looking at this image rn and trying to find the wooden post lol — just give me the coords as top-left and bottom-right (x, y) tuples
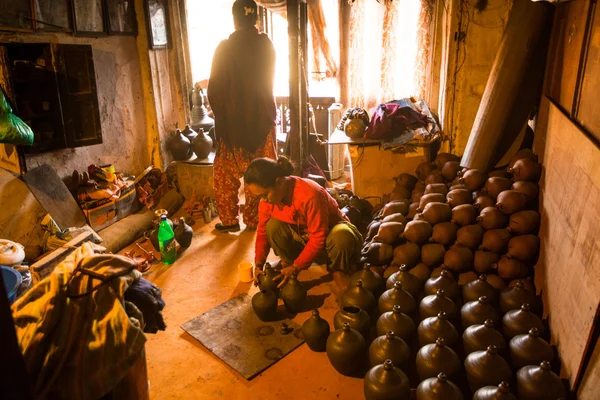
(461, 0), (553, 171)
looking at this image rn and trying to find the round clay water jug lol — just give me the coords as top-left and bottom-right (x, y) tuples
(181, 124), (198, 141)
(461, 296), (500, 329)
(499, 280), (537, 314)
(369, 331), (411, 369)
(168, 129), (193, 160)
(364, 360), (410, 400)
(424, 270), (460, 302)
(462, 274), (498, 304)
(416, 373), (464, 400)
(174, 217), (193, 248)
(416, 337), (461, 381)
(326, 323), (366, 376)
(342, 279), (377, 315)
(350, 264), (385, 297)
(386, 264), (423, 297)
(251, 289), (278, 322)
(375, 305), (415, 342)
(301, 309), (330, 352)
(379, 281), (416, 315)
(473, 382), (517, 400)
(280, 275), (307, 313)
(502, 303), (544, 339)
(464, 345), (512, 393)
(257, 263), (280, 294)
(334, 306), (371, 338)
(509, 328), (554, 369)
(516, 361), (566, 400)
(418, 311), (459, 348)
(420, 289), (457, 321)
(463, 319), (507, 357)
(191, 128), (214, 160)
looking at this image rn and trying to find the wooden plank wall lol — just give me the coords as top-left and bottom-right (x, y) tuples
(533, 98), (600, 391)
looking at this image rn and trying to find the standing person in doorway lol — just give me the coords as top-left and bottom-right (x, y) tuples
(208, 0), (277, 232)
(245, 157), (364, 291)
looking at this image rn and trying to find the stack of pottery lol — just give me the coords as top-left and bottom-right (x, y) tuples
(167, 128), (192, 160)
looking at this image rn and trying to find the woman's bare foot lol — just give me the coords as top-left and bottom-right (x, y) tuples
(332, 271), (350, 292)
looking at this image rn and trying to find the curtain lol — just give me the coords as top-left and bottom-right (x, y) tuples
(308, 0), (337, 79)
(347, 0), (425, 110)
(414, 0), (436, 101)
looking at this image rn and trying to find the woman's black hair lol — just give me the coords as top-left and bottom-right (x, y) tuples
(244, 156), (294, 188)
(232, 0), (258, 28)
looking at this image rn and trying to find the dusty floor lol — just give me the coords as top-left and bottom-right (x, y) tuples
(136, 216), (365, 399)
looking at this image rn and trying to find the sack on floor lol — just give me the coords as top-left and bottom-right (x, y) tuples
(0, 86), (34, 146)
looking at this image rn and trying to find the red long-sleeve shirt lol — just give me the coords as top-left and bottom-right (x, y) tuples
(255, 177), (348, 269)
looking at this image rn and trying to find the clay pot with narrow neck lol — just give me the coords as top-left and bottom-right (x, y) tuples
(301, 309), (330, 352)
(341, 279), (377, 315)
(376, 305), (415, 343)
(509, 328), (554, 369)
(473, 382), (517, 400)
(417, 311), (459, 348)
(280, 275), (307, 313)
(424, 270), (461, 303)
(181, 124), (198, 141)
(499, 280), (537, 314)
(416, 337), (461, 381)
(168, 129), (193, 160)
(416, 373), (464, 400)
(191, 128), (214, 160)
(516, 361), (566, 400)
(419, 289), (458, 321)
(465, 345), (512, 393)
(462, 274), (498, 304)
(461, 296), (500, 329)
(257, 263), (280, 294)
(463, 319), (507, 357)
(369, 331), (411, 370)
(378, 281), (416, 315)
(502, 303), (544, 340)
(334, 306), (371, 338)
(326, 323), (367, 376)
(174, 217), (193, 249)
(251, 290), (278, 322)
(349, 264), (385, 297)
(386, 264), (423, 298)
(364, 359), (411, 400)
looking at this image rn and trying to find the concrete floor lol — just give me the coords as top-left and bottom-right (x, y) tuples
(137, 217), (365, 399)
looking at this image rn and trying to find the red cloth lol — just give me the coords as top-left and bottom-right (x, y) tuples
(366, 103), (429, 140)
(255, 177), (348, 269)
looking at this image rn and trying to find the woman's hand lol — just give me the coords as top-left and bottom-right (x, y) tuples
(274, 266), (299, 288)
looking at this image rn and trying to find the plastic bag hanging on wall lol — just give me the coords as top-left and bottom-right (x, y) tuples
(0, 87), (34, 146)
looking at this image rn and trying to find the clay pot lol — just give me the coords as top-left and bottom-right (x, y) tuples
(280, 275), (307, 313)
(181, 124), (198, 141)
(465, 345), (512, 393)
(326, 323), (367, 376)
(395, 173), (419, 190)
(410, 263), (433, 284)
(366, 221), (382, 243)
(382, 201), (410, 217)
(507, 210), (541, 235)
(446, 188), (473, 208)
(459, 169), (487, 191)
(369, 331), (411, 369)
(417, 311), (459, 348)
(364, 359), (411, 400)
(509, 328), (554, 369)
(385, 264), (423, 297)
(257, 263), (280, 294)
(474, 251), (501, 275)
(487, 275), (509, 291)
(392, 242), (421, 267)
(174, 217), (193, 249)
(473, 382), (517, 400)
(379, 281), (416, 315)
(149, 229), (160, 251)
(376, 305), (415, 342)
(420, 289), (457, 321)
(516, 361), (566, 400)
(168, 129), (193, 160)
(362, 242), (394, 265)
(461, 296), (500, 329)
(251, 290), (278, 322)
(334, 306), (371, 338)
(350, 265), (385, 297)
(456, 224), (485, 249)
(462, 275), (498, 304)
(416, 373), (464, 400)
(416, 337), (461, 381)
(499, 281), (538, 314)
(463, 319), (507, 356)
(502, 303), (544, 339)
(434, 152), (461, 169)
(424, 270), (460, 302)
(430, 221), (459, 245)
(301, 309), (330, 352)
(374, 221), (405, 245)
(342, 279), (377, 315)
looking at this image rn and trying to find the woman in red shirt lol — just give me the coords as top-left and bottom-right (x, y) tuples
(244, 157), (363, 290)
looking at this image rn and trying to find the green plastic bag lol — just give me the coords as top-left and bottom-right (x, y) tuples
(0, 87), (34, 146)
